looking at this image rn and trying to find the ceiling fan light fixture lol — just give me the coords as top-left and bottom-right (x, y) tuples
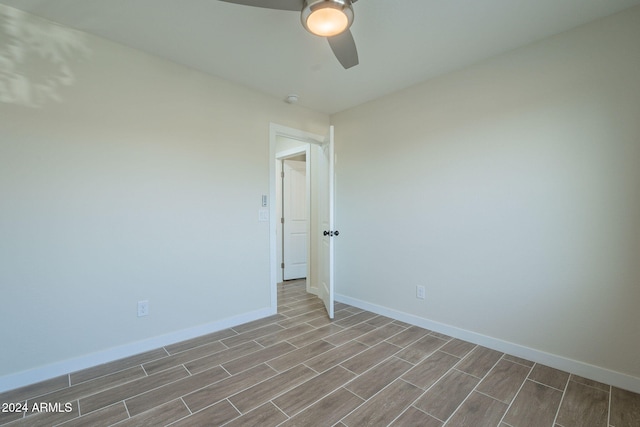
(301, 0), (354, 38)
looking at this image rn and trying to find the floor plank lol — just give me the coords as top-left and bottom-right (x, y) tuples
(476, 359), (531, 404)
(342, 379), (423, 426)
(273, 365), (356, 416)
(228, 364), (315, 414)
(555, 379), (609, 427)
(413, 369), (480, 421)
(502, 380), (562, 427)
(443, 391), (507, 426)
(610, 386), (640, 427)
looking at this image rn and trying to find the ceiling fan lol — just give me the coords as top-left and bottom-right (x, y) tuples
(219, 0), (360, 69)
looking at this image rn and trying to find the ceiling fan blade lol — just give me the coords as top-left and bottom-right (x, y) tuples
(218, 0), (303, 11)
(327, 29), (359, 69)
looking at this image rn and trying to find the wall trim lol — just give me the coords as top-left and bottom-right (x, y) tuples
(336, 293), (640, 394)
(0, 307), (275, 393)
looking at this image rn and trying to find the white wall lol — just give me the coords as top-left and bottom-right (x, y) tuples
(0, 5), (329, 388)
(332, 6), (640, 389)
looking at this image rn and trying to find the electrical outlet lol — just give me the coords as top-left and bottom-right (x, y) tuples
(137, 300), (149, 317)
(416, 286), (425, 300)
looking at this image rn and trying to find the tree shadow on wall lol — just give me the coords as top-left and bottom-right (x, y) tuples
(0, 4), (91, 108)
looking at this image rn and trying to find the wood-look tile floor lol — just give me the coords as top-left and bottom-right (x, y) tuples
(1, 280), (639, 427)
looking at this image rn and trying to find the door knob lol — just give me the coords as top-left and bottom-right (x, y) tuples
(323, 231), (330, 236)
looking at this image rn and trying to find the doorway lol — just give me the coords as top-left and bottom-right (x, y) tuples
(269, 124), (335, 319)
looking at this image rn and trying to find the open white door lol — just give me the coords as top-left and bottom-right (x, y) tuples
(318, 126), (335, 318)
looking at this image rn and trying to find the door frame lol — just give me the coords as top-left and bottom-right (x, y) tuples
(269, 123), (325, 312)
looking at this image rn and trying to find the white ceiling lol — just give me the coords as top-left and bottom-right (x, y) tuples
(2, 0), (639, 114)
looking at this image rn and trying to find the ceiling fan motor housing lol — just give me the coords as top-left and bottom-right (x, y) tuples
(301, 0), (354, 37)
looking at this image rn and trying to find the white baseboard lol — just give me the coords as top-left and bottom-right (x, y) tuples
(336, 293), (640, 394)
(0, 307), (276, 393)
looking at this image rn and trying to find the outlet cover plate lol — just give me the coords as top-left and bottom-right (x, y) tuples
(137, 300), (149, 317)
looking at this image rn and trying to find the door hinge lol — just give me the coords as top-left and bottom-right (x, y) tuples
(281, 262), (285, 269)
(281, 171), (285, 178)
(281, 217), (284, 224)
